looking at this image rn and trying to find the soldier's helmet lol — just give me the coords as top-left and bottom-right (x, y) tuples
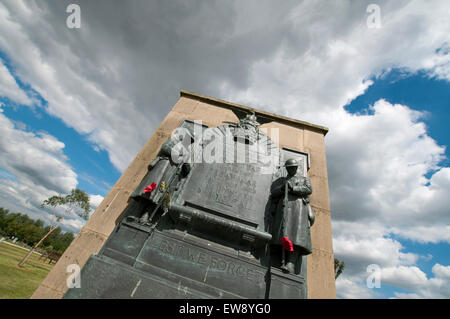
(285, 158), (299, 167)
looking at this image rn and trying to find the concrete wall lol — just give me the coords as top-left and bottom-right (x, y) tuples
(32, 91), (335, 299)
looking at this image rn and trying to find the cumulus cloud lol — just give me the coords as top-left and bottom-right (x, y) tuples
(333, 222), (419, 272)
(89, 194), (104, 209)
(325, 100), (449, 297)
(389, 264), (450, 298)
(220, 0), (450, 121)
(210, 1), (450, 298)
(88, 194), (104, 217)
(338, 263), (450, 299)
(382, 266), (428, 291)
(0, 0), (448, 169)
(325, 100), (447, 225)
(59, 218), (85, 232)
(0, 108), (79, 231)
(390, 225), (450, 244)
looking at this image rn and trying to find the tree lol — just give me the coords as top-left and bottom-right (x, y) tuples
(335, 258), (345, 279)
(18, 188), (91, 267)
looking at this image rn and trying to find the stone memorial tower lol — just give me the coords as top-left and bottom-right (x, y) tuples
(32, 91), (335, 299)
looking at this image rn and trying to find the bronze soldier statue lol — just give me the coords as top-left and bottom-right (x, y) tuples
(270, 158), (315, 274)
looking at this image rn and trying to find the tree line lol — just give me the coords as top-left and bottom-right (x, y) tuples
(0, 207), (74, 254)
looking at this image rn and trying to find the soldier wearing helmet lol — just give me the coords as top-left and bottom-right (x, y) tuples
(270, 158), (315, 274)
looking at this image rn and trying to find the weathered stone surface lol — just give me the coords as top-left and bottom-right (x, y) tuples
(188, 101), (239, 127)
(156, 111), (191, 136)
(306, 149), (329, 179)
(83, 189), (133, 236)
(309, 175), (331, 212)
(135, 130), (171, 162)
(31, 285), (65, 299)
(304, 129), (326, 153)
(171, 96), (200, 115)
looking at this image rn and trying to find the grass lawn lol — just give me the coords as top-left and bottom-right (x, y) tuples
(0, 242), (53, 299)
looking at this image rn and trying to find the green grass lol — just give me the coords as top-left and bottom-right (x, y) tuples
(0, 242), (53, 299)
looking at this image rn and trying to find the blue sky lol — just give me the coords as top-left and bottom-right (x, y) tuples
(0, 0), (448, 299)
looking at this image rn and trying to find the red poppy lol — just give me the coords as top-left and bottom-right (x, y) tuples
(281, 236), (294, 252)
(143, 182), (157, 193)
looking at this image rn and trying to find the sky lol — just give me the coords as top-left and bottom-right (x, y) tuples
(0, 0), (449, 299)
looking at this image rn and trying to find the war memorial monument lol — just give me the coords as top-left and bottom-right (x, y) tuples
(32, 91), (336, 299)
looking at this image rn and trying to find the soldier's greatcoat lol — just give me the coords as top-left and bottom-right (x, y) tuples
(270, 175), (313, 255)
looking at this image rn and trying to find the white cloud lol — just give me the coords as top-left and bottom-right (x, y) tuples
(390, 225), (450, 244)
(392, 292), (421, 299)
(0, 0), (448, 172)
(220, 0), (450, 122)
(432, 264), (450, 279)
(334, 228), (418, 269)
(327, 100), (450, 297)
(389, 264), (450, 298)
(325, 100), (447, 224)
(337, 262), (450, 299)
(213, 5), (450, 297)
(59, 218), (84, 232)
(0, 1), (163, 171)
(382, 266), (428, 291)
(0, 110), (77, 194)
